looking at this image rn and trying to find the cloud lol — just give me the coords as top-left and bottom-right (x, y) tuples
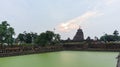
(57, 0), (119, 33)
(104, 0), (115, 6)
(58, 22), (79, 32)
(57, 10), (103, 32)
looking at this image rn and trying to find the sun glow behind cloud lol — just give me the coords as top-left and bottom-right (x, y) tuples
(57, 0), (118, 33)
(57, 10), (103, 32)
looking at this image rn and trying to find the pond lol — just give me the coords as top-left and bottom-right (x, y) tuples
(0, 51), (118, 67)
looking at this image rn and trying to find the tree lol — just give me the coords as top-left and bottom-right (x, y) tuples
(17, 32), (38, 45)
(100, 30), (120, 42)
(0, 21), (9, 45)
(113, 30), (119, 41)
(100, 34), (114, 42)
(113, 30), (119, 36)
(6, 27), (15, 45)
(30, 32), (38, 44)
(35, 31), (61, 46)
(0, 21), (15, 46)
(53, 34), (61, 44)
(35, 32), (47, 46)
(17, 33), (25, 44)
(25, 33), (32, 43)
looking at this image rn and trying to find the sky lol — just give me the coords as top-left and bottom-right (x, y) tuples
(0, 0), (120, 40)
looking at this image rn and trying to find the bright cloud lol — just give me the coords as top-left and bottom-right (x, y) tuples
(57, 0), (119, 33)
(58, 22), (79, 32)
(57, 10), (103, 32)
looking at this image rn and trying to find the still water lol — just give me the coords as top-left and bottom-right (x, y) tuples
(0, 51), (118, 67)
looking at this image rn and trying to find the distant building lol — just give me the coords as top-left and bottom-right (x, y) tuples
(73, 28), (84, 41)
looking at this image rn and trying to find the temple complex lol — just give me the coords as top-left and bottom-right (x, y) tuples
(73, 28), (84, 41)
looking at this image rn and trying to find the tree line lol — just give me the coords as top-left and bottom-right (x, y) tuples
(0, 21), (120, 47)
(0, 21), (60, 47)
(17, 30), (60, 46)
(86, 30), (120, 42)
(100, 30), (120, 42)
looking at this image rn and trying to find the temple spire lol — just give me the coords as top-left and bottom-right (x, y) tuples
(73, 27), (84, 41)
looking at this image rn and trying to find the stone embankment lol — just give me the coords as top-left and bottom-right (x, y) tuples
(1, 41), (120, 57)
(0, 46), (63, 57)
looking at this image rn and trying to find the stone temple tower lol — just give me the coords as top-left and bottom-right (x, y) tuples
(73, 28), (84, 41)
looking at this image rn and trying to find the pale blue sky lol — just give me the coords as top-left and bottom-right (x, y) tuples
(0, 0), (120, 39)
